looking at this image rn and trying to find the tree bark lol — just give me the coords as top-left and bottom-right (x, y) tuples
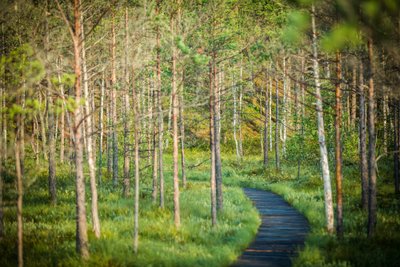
(358, 62), (368, 210)
(123, 8), (131, 198)
(335, 51), (343, 238)
(367, 38), (377, 237)
(179, 81), (187, 188)
(209, 63), (217, 226)
(263, 71), (269, 167)
(311, 4), (334, 233)
(156, 0), (165, 208)
(171, 18), (180, 228)
(98, 76), (105, 185)
(81, 16), (100, 238)
(213, 55), (223, 212)
(132, 67), (140, 253)
(394, 100), (399, 194)
(72, 0), (89, 257)
(111, 12), (118, 187)
(275, 78), (280, 171)
(15, 109), (23, 267)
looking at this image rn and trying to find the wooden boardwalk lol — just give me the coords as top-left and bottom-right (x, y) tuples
(233, 188), (309, 267)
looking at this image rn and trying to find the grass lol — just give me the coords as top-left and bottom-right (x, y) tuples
(0, 155), (260, 267)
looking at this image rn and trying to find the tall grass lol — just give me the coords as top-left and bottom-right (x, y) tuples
(0, 156), (260, 267)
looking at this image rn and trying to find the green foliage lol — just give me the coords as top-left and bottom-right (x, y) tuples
(321, 23), (363, 52)
(281, 10), (310, 47)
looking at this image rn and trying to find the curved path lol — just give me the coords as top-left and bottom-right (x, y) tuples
(233, 188), (309, 267)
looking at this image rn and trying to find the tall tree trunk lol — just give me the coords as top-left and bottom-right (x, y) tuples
(394, 101), (399, 194)
(132, 68), (140, 253)
(45, 4), (56, 205)
(263, 72), (269, 167)
(275, 78), (280, 171)
(367, 38), (377, 237)
(98, 76), (105, 185)
(209, 63), (217, 226)
(111, 12), (118, 187)
(238, 62), (243, 158)
(171, 18), (180, 228)
(15, 119), (23, 267)
(351, 67), (357, 128)
(335, 51), (343, 238)
(213, 55), (223, 211)
(282, 58), (287, 156)
(179, 80), (187, 188)
(123, 8), (131, 198)
(72, 0), (89, 257)
(156, 0), (165, 208)
(81, 17), (100, 238)
(358, 62), (368, 210)
(311, 4), (334, 233)
(233, 73), (240, 161)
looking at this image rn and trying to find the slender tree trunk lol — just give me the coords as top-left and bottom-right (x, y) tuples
(98, 76), (105, 185)
(179, 81), (187, 188)
(213, 55), (223, 212)
(238, 63), (243, 158)
(47, 88), (56, 204)
(209, 63), (217, 226)
(367, 38), (377, 237)
(81, 17), (100, 238)
(351, 67), (357, 127)
(156, 0), (164, 208)
(16, 123), (23, 267)
(383, 94), (388, 153)
(132, 68), (140, 253)
(111, 12), (118, 187)
(335, 51), (343, 238)
(123, 8), (131, 198)
(269, 76), (273, 151)
(45, 6), (56, 205)
(358, 63), (368, 210)
(263, 72), (269, 167)
(311, 4), (334, 233)
(275, 78), (280, 171)
(72, 0), (89, 257)
(394, 101), (399, 194)
(282, 58), (287, 156)
(233, 73), (240, 161)
(171, 19), (180, 228)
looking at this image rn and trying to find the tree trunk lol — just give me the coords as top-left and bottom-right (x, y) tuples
(335, 51), (343, 238)
(213, 55), (223, 212)
(98, 76), (105, 185)
(209, 63), (217, 227)
(179, 80), (187, 188)
(156, 0), (165, 208)
(394, 100), (399, 194)
(358, 62), (368, 210)
(132, 68), (140, 253)
(311, 4), (334, 233)
(123, 8), (131, 198)
(367, 38), (377, 237)
(111, 12), (118, 187)
(263, 72), (269, 167)
(72, 0), (89, 257)
(81, 17), (100, 238)
(47, 87), (56, 204)
(15, 122), (23, 267)
(275, 78), (280, 171)
(171, 19), (180, 228)
(233, 73), (240, 161)
(351, 67), (357, 127)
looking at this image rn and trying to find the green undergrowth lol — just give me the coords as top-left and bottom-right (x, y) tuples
(185, 151), (400, 267)
(1, 158), (260, 267)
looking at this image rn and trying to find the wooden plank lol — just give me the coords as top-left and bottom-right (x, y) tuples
(232, 188), (309, 267)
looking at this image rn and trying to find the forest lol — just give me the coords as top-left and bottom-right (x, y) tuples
(0, 0), (399, 266)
